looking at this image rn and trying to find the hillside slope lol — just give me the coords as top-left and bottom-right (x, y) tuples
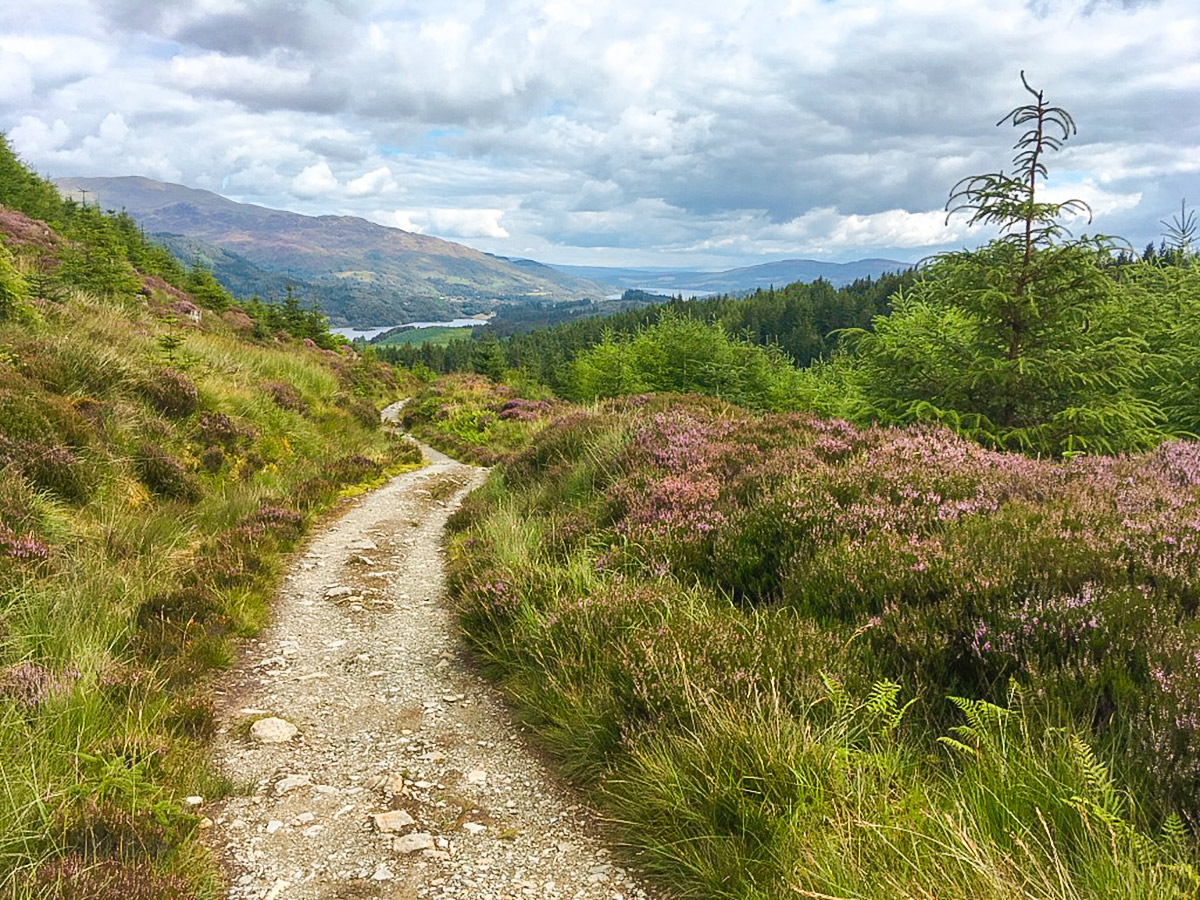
(1, 138), (420, 895)
(53, 176), (603, 326)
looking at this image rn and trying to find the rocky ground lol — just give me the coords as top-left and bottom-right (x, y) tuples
(202, 412), (659, 900)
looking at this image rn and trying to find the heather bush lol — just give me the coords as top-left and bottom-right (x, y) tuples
(402, 374), (564, 465)
(447, 394), (1200, 896)
(132, 444), (199, 501)
(29, 854), (198, 900)
(265, 379), (307, 413)
(136, 368), (199, 419)
(194, 410), (252, 451)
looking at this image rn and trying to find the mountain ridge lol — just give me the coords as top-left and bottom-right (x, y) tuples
(52, 175), (603, 326)
(550, 257), (912, 295)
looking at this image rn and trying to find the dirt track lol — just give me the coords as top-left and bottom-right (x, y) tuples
(204, 406), (656, 900)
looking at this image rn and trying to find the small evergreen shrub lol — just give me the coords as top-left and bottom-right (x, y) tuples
(198, 445), (224, 473)
(194, 411), (252, 450)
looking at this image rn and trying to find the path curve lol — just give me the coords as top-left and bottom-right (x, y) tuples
(205, 407), (657, 900)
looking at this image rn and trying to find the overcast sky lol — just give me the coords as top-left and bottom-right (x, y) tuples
(1, 0), (1196, 268)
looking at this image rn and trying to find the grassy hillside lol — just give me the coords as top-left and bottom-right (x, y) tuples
(1, 137), (418, 897)
(401, 382), (1200, 899)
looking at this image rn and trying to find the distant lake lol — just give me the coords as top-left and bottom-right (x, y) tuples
(333, 318), (487, 342)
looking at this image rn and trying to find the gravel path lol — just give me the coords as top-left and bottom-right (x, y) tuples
(204, 408), (658, 900)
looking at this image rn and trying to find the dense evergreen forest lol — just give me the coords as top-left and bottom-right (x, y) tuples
(376, 270), (915, 387)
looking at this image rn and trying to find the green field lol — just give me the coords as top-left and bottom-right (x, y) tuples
(371, 325), (478, 346)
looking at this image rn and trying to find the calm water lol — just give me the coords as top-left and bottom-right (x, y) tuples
(333, 318), (487, 342)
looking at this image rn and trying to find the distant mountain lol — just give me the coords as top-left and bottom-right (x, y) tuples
(52, 176), (604, 326)
(552, 258), (912, 295)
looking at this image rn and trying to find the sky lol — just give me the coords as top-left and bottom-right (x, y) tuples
(0, 0), (1197, 269)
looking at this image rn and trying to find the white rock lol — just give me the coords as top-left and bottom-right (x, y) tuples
(393, 832), (435, 854)
(296, 812), (316, 825)
(275, 774), (311, 794)
(462, 822), (487, 835)
(266, 820), (284, 834)
(325, 586), (356, 599)
(371, 809), (416, 832)
(250, 717), (297, 744)
(183, 795), (203, 807)
(466, 769), (487, 785)
(348, 539), (378, 551)
(371, 862), (395, 881)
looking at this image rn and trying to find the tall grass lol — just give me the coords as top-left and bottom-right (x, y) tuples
(0, 251), (418, 895)
(443, 393), (1200, 898)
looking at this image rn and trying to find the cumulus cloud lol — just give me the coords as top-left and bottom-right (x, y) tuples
(376, 210), (427, 233)
(9, 115), (70, 156)
(291, 160), (339, 197)
(1, 0), (1196, 265)
(0, 51), (33, 105)
(346, 166), (397, 197)
(426, 208), (510, 239)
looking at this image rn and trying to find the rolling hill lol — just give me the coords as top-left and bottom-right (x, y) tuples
(53, 176), (603, 326)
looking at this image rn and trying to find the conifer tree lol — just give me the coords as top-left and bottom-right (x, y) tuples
(851, 73), (1160, 455)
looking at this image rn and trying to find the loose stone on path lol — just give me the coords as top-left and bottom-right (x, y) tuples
(206, 420), (657, 900)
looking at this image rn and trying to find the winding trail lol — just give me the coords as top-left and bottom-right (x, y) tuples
(204, 405), (656, 900)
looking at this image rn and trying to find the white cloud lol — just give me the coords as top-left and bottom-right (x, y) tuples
(291, 161), (339, 197)
(0, 34), (111, 86)
(2, 0), (1197, 266)
(9, 115), (71, 155)
(820, 208), (965, 250)
(169, 51), (311, 99)
(346, 166), (397, 197)
(376, 210), (427, 233)
(1041, 180), (1143, 219)
(97, 112), (128, 144)
(0, 51), (33, 104)
(426, 208), (510, 238)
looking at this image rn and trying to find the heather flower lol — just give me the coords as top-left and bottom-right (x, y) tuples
(0, 522), (49, 560)
(0, 661), (79, 708)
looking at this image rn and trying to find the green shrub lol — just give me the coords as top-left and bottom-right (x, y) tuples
(137, 369), (199, 419)
(133, 445), (199, 501)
